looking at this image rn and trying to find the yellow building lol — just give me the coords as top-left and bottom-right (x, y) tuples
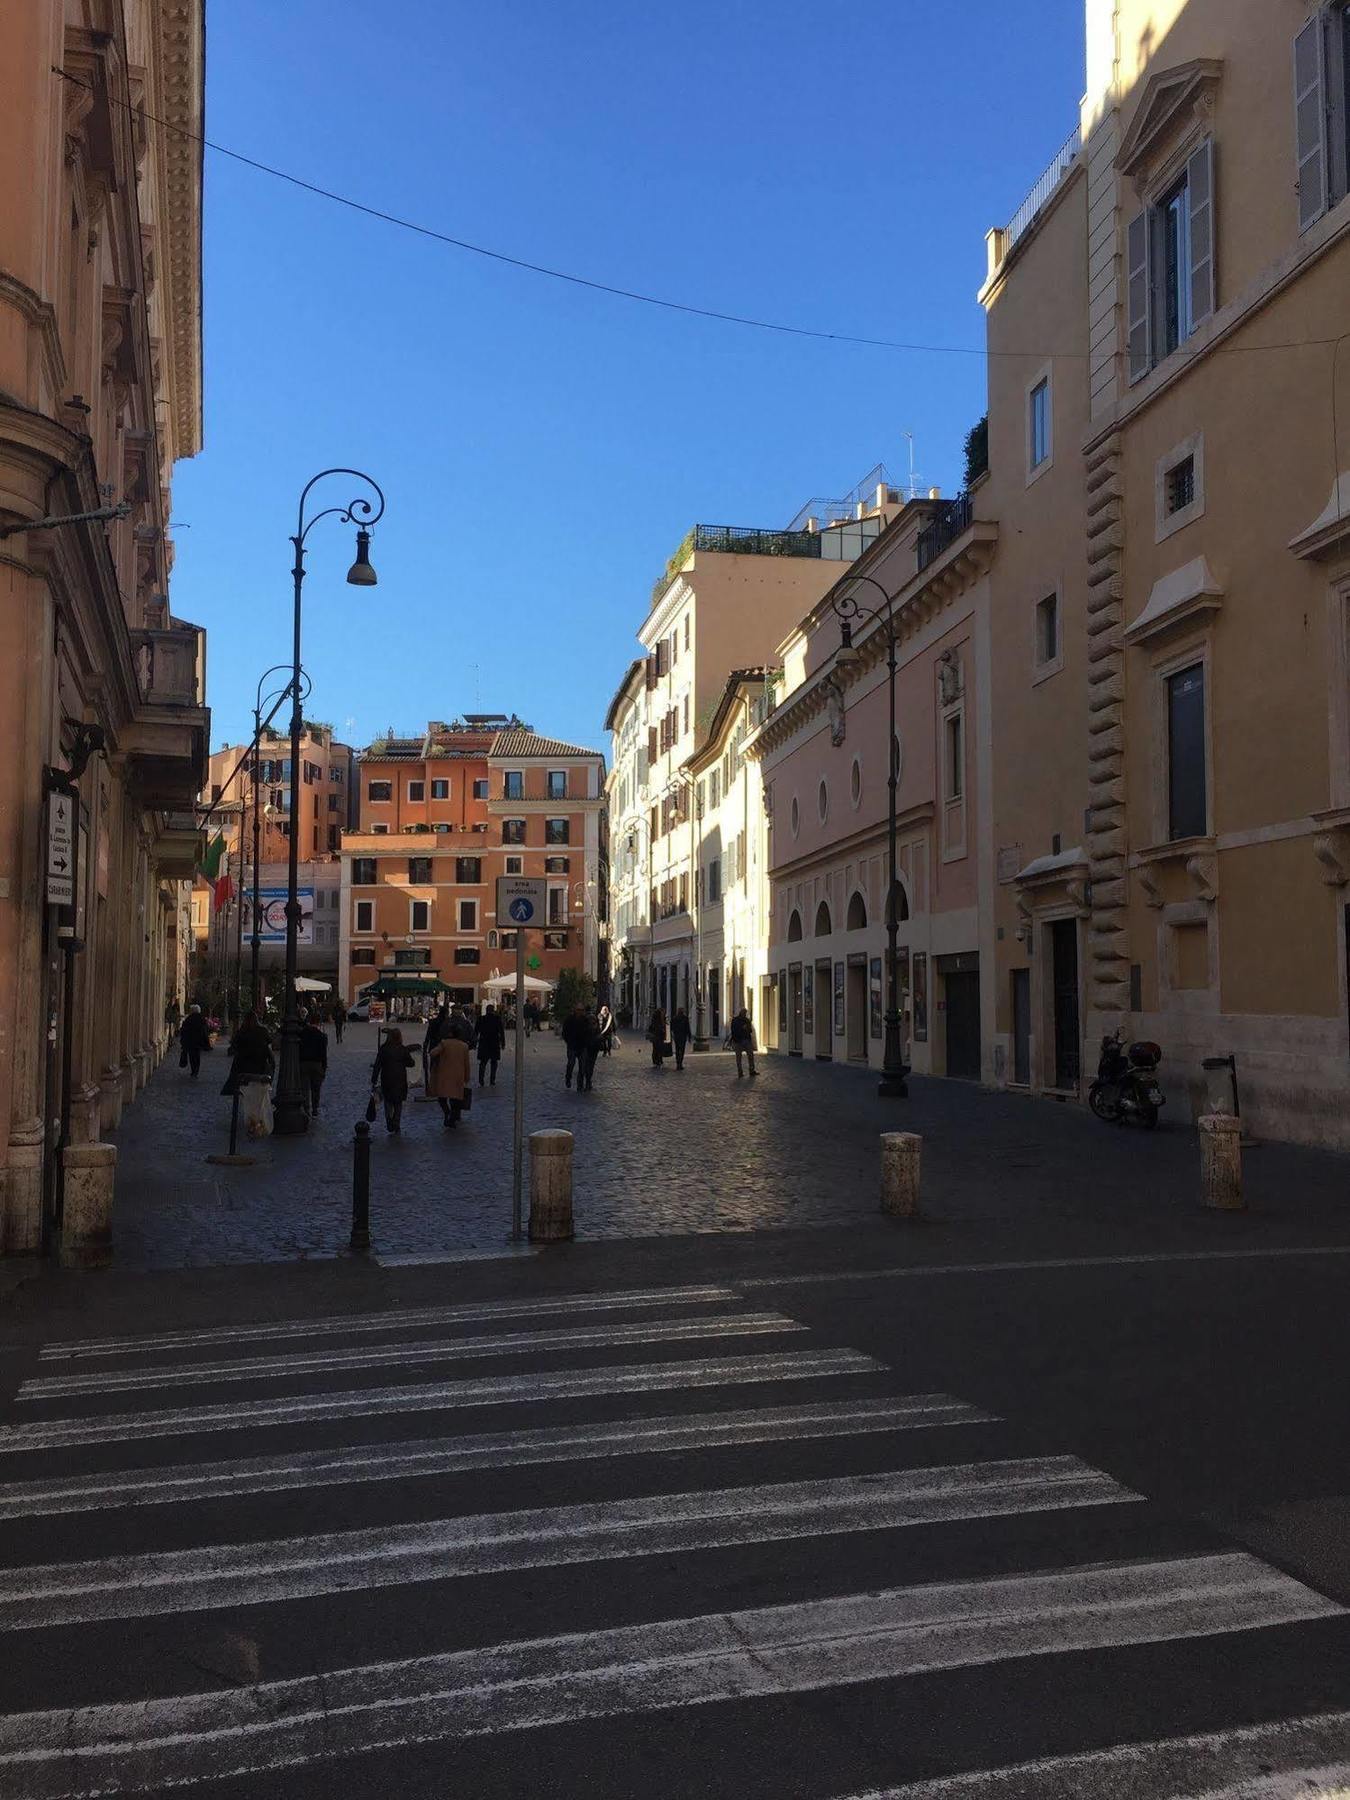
(981, 0), (1350, 1146)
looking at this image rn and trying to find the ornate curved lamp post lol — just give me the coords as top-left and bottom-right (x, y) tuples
(249, 662), (310, 1015)
(832, 573), (908, 1098)
(273, 469), (384, 1136)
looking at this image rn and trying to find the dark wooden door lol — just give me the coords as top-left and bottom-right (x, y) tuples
(1051, 919), (1080, 1089)
(944, 970), (981, 1080)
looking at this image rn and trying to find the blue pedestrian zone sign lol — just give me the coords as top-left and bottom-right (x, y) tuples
(508, 896), (535, 923)
(495, 875), (547, 932)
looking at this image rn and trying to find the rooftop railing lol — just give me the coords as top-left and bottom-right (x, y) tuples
(915, 492), (974, 571)
(1002, 124), (1082, 258)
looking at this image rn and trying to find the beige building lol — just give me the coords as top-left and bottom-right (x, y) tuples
(0, 0), (206, 1259)
(205, 723), (357, 867)
(979, 0), (1350, 1146)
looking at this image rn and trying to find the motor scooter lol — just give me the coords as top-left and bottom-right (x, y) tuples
(1088, 1029), (1165, 1128)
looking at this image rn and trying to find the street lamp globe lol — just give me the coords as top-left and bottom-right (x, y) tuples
(345, 528), (378, 587)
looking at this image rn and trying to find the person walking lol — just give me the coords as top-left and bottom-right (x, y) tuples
(596, 1002), (616, 1057)
(297, 1010), (329, 1118)
(579, 1008), (603, 1092)
(331, 998), (346, 1045)
(730, 1006), (758, 1078)
(428, 1029), (471, 1129)
(562, 1003), (589, 1088)
(370, 1027), (415, 1134)
(221, 1009), (275, 1136)
(476, 1004), (504, 1087)
(177, 1004), (210, 1079)
(647, 1006), (669, 1069)
(672, 1007), (692, 1071)
(423, 1003), (450, 1092)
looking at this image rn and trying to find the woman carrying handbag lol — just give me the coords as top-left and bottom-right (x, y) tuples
(427, 1031), (472, 1129)
(370, 1028), (415, 1134)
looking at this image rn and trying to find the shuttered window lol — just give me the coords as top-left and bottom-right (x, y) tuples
(1295, 15), (1328, 228)
(1167, 664), (1207, 842)
(1187, 140), (1215, 330)
(1127, 139), (1215, 384)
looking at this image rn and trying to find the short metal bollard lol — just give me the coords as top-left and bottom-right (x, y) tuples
(880, 1131), (922, 1219)
(351, 1120), (372, 1251)
(1198, 1112), (1243, 1211)
(528, 1129), (574, 1242)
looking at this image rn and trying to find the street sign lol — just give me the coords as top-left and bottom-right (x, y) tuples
(46, 790), (74, 907)
(495, 875), (546, 928)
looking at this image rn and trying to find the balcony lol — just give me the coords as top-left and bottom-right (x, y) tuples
(124, 622), (209, 809)
(152, 811), (204, 879)
(651, 522), (823, 606)
(916, 493), (974, 570)
(986, 125), (1082, 283)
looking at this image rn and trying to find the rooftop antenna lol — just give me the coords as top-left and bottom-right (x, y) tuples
(903, 432), (919, 501)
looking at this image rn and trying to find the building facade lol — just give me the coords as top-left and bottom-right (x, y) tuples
(205, 723), (356, 867)
(338, 720), (606, 1009)
(0, 0), (206, 1257)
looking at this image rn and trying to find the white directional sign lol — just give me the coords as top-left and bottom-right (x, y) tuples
(46, 790), (74, 907)
(495, 875), (546, 927)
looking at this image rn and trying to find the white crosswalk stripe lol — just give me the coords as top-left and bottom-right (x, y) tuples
(19, 1310), (803, 1398)
(0, 1394), (991, 1519)
(0, 1557), (1337, 1798)
(0, 1283), (1344, 1799)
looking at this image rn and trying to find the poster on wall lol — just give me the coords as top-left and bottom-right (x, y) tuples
(803, 964), (814, 1035)
(869, 958), (883, 1038)
(258, 886), (313, 945)
(833, 961), (845, 1037)
(912, 952), (928, 1042)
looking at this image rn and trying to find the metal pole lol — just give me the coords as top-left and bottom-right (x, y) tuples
(351, 1120), (371, 1251)
(250, 710), (262, 1011)
(54, 795), (82, 1244)
(273, 539), (308, 1135)
(511, 929), (526, 1241)
(880, 616), (908, 1097)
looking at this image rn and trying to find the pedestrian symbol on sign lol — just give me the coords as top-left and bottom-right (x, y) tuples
(508, 896), (535, 923)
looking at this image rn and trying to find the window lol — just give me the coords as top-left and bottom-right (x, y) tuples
(502, 818), (526, 845)
(351, 947), (376, 966)
(352, 857), (377, 886)
(945, 712), (965, 800)
(850, 757), (863, 807)
(454, 946), (480, 965)
(410, 899), (430, 932)
(368, 780), (391, 803)
(330, 766), (344, 785)
(1035, 594), (1060, 670)
(457, 899), (477, 931)
(547, 771), (567, 800)
(790, 794), (800, 837)
(1029, 376), (1051, 471)
(500, 930), (518, 950)
(328, 792), (339, 812)
(503, 771), (524, 799)
(328, 826), (339, 852)
(210, 782), (222, 803)
(472, 778), (488, 801)
(408, 856), (433, 884)
(354, 900), (374, 932)
(394, 947), (430, 967)
(547, 885), (567, 925)
(1295, 8), (1350, 231)
(430, 778), (449, 800)
(545, 818), (570, 844)
(544, 930), (568, 950)
(709, 769), (721, 809)
(1127, 141), (1214, 381)
(455, 856), (481, 884)
(707, 859), (722, 904)
(1166, 456), (1195, 516)
(1167, 663), (1207, 839)
(370, 823), (389, 835)
(683, 695), (689, 735)
(544, 855), (569, 874)
(817, 778), (829, 823)
(504, 854), (523, 875)
(684, 615), (690, 650)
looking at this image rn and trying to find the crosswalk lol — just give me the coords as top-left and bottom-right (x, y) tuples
(0, 1280), (1346, 1798)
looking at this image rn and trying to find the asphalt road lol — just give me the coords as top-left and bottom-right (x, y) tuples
(3, 1213), (1350, 1797)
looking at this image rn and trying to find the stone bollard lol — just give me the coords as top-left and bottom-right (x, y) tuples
(529, 1130), (574, 1242)
(880, 1132), (922, 1219)
(60, 1141), (116, 1268)
(1199, 1112), (1244, 1211)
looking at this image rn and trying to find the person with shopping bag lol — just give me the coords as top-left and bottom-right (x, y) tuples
(427, 1031), (472, 1129)
(221, 1011), (275, 1136)
(370, 1028), (415, 1134)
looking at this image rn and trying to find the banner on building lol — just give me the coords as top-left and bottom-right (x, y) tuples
(257, 885), (313, 944)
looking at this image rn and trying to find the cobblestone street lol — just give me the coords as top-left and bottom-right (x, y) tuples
(104, 1023), (1350, 1270)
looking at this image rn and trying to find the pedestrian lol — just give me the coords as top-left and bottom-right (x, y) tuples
(222, 1009), (275, 1136)
(370, 1027), (415, 1134)
(647, 1006), (668, 1069)
(297, 1009), (329, 1117)
(476, 1003), (505, 1087)
(428, 1028), (471, 1129)
(579, 1007), (603, 1092)
(596, 1002), (616, 1056)
(332, 998), (347, 1044)
(672, 1007), (692, 1071)
(562, 1003), (589, 1088)
(449, 1005), (476, 1047)
(165, 995), (181, 1033)
(524, 999), (538, 1037)
(730, 1006), (758, 1078)
(177, 1004), (210, 1078)
(423, 1003), (450, 1091)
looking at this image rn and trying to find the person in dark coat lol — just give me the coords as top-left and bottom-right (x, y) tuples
(647, 1007), (668, 1069)
(561, 1005), (589, 1088)
(221, 1011), (273, 1093)
(671, 1008), (692, 1071)
(579, 1009), (603, 1092)
(423, 1004), (450, 1091)
(596, 1003), (615, 1056)
(297, 1010), (329, 1117)
(331, 999), (347, 1044)
(178, 1004), (211, 1078)
(371, 1027), (415, 1133)
(448, 1007), (476, 1046)
(730, 1007), (758, 1078)
(476, 1005), (505, 1087)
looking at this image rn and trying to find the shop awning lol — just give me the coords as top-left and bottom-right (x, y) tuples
(358, 976), (453, 998)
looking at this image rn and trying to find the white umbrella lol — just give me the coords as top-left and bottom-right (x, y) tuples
(480, 972), (553, 994)
(294, 976), (331, 992)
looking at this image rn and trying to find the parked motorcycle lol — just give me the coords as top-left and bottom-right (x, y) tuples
(1088, 1030), (1165, 1128)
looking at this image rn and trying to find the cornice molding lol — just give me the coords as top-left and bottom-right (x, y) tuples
(1117, 58), (1223, 180)
(769, 802), (936, 884)
(150, 0), (204, 459)
(0, 274), (68, 402)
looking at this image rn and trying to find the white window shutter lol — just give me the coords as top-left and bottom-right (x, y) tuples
(1126, 210), (1150, 383)
(1187, 139), (1215, 329)
(1294, 16), (1327, 230)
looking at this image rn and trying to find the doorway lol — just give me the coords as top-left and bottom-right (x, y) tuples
(943, 969), (981, 1080)
(1050, 918), (1080, 1089)
(788, 964), (803, 1055)
(708, 966), (721, 1040)
(814, 958), (833, 1059)
(1011, 968), (1031, 1086)
(847, 957), (867, 1059)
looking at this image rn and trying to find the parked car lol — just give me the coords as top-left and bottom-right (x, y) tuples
(348, 998), (374, 1022)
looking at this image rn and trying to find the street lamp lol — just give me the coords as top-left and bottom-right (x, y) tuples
(273, 469), (385, 1137)
(249, 663), (310, 1017)
(832, 574), (909, 1098)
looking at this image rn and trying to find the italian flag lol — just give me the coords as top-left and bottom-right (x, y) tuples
(198, 834), (232, 910)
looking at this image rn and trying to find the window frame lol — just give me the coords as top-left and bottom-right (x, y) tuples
(502, 818), (527, 846)
(472, 778), (489, 801)
(503, 771), (524, 800)
(407, 779), (425, 803)
(1032, 588), (1064, 685)
(504, 854), (523, 876)
(544, 817), (570, 845)
(430, 777), (450, 800)
(1127, 137), (1216, 384)
(351, 857), (377, 887)
(407, 855), (433, 886)
(1026, 367), (1053, 482)
(457, 898), (478, 932)
(1163, 657), (1210, 843)
(410, 897), (431, 933)
(366, 780), (392, 804)
(455, 856), (482, 885)
(547, 770), (568, 800)
(1155, 431), (1206, 542)
(354, 899), (374, 933)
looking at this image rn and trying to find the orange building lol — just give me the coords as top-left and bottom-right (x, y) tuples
(339, 718), (607, 1008)
(204, 722), (356, 866)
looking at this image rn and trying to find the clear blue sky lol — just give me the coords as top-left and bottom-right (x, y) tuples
(172, 0), (1085, 759)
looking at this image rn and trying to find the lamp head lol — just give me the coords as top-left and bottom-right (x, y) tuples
(836, 620), (859, 667)
(345, 528), (378, 587)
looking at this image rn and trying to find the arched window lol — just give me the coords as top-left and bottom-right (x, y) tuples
(887, 880), (910, 927)
(787, 909), (803, 942)
(847, 891), (867, 930)
(814, 901), (832, 938)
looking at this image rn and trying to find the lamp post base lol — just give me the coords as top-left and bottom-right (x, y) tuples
(878, 1070), (910, 1099)
(879, 1011), (908, 1098)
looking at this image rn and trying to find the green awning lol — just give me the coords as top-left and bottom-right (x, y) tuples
(359, 976), (452, 998)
